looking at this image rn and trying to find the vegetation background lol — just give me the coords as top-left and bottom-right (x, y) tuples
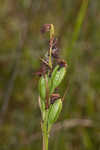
(0, 0), (100, 150)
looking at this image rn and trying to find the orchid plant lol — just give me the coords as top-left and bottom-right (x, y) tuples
(37, 24), (67, 150)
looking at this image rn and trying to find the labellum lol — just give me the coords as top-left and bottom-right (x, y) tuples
(57, 59), (67, 69)
(50, 93), (61, 104)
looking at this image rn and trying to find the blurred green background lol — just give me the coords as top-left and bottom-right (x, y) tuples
(0, 0), (100, 150)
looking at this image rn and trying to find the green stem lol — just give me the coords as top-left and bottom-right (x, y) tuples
(42, 110), (49, 150)
(43, 128), (48, 150)
(49, 47), (52, 69)
(49, 24), (54, 69)
(42, 121), (49, 150)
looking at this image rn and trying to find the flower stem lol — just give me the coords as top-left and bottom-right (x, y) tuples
(49, 47), (52, 69)
(42, 121), (49, 150)
(42, 110), (49, 150)
(43, 128), (48, 150)
(49, 24), (54, 69)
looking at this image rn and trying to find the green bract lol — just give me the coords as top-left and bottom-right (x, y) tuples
(51, 65), (59, 81)
(48, 99), (62, 131)
(50, 66), (66, 93)
(39, 74), (52, 100)
(39, 97), (46, 120)
(39, 76), (46, 100)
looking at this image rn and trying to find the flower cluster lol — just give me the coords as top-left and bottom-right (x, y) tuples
(38, 24), (67, 140)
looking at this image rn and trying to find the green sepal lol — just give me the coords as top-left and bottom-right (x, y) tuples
(50, 66), (66, 93)
(48, 99), (62, 131)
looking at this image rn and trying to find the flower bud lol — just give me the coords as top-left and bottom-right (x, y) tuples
(41, 24), (51, 33)
(50, 65), (66, 94)
(38, 76), (47, 100)
(48, 99), (62, 131)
